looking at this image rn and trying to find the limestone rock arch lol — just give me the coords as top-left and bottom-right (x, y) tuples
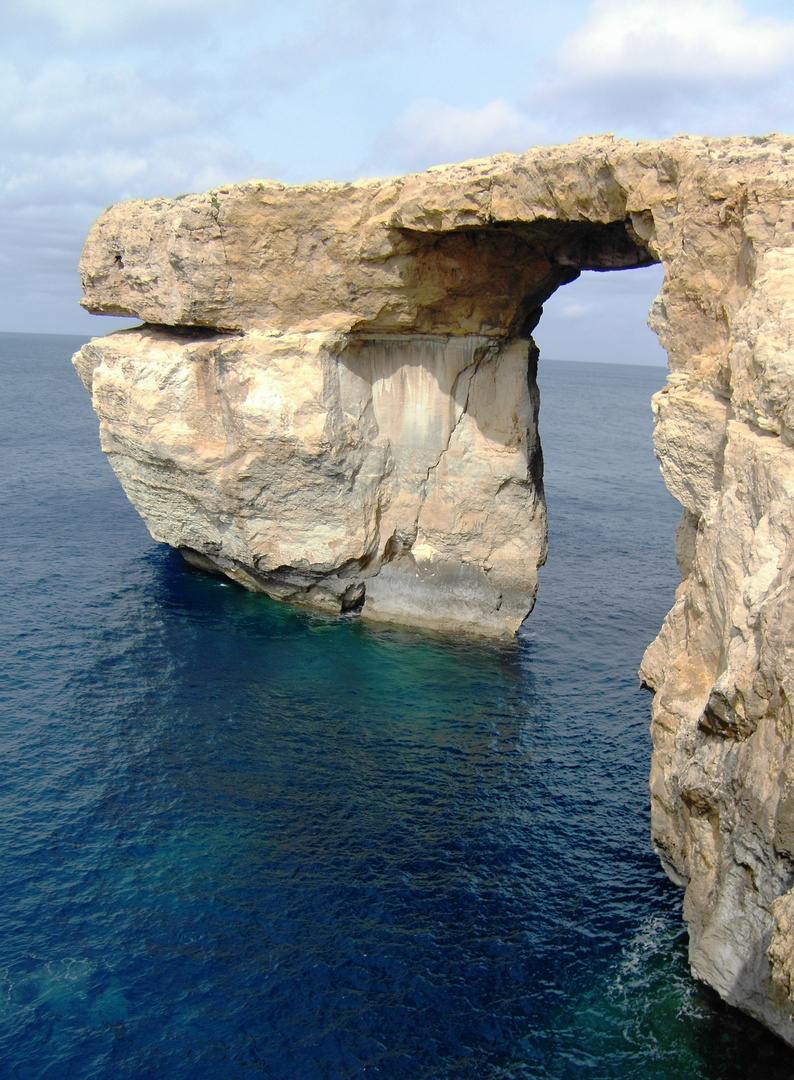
(73, 135), (794, 1043)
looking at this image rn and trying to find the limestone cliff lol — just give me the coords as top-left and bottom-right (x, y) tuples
(74, 134), (794, 1043)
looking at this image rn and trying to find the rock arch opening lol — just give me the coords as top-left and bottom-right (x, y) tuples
(530, 264), (680, 669)
(322, 219), (662, 637)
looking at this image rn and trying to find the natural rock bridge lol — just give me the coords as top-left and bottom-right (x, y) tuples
(74, 135), (794, 1043)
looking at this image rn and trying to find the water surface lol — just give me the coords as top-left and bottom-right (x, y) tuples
(2, 332), (793, 1078)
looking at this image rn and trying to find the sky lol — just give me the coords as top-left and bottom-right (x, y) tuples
(2, 0), (792, 362)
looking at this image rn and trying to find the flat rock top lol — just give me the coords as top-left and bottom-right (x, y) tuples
(80, 134), (794, 335)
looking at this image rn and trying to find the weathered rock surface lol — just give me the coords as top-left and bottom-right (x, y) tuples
(73, 326), (546, 636)
(75, 134), (794, 1043)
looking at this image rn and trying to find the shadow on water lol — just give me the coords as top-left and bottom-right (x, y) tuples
(2, 335), (794, 1078)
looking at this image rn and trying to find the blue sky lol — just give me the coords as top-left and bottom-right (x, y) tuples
(2, 0), (792, 362)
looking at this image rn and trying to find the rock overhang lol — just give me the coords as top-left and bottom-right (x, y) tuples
(80, 134), (684, 337)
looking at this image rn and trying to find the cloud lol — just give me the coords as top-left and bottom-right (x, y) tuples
(1, 60), (199, 156)
(559, 302), (598, 320)
(375, 0), (794, 174)
(10, 0), (234, 42)
(528, 0), (794, 137)
(558, 0), (794, 81)
(375, 99), (542, 172)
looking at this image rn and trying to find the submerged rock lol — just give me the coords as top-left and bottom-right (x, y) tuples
(75, 134), (794, 1043)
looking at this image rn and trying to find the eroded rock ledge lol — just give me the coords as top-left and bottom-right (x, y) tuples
(74, 134), (794, 1043)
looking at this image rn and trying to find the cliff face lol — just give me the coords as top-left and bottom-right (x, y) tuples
(74, 134), (794, 1041)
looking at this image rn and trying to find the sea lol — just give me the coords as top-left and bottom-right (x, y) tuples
(2, 330), (794, 1079)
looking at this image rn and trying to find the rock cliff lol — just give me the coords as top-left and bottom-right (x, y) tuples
(74, 134), (794, 1043)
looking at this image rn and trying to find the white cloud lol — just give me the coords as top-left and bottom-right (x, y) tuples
(520, 0), (794, 139)
(377, 0), (794, 175)
(2, 59), (197, 151)
(18, 0), (224, 39)
(559, 0), (794, 81)
(377, 98), (541, 172)
(560, 302), (598, 320)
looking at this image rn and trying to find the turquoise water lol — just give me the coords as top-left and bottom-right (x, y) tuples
(2, 331), (794, 1078)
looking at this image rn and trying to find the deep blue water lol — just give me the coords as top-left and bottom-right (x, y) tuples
(2, 331), (794, 1079)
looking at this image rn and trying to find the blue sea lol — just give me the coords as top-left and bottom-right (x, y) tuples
(2, 331), (794, 1079)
